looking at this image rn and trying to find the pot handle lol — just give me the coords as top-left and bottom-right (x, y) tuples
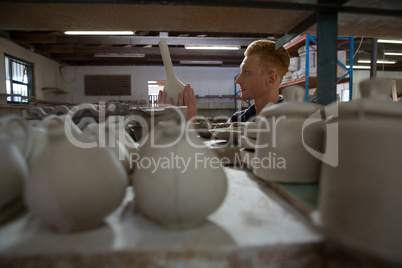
(0, 114), (33, 160)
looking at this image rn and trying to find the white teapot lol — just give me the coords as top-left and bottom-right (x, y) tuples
(318, 78), (402, 263)
(133, 121), (228, 229)
(25, 116), (128, 232)
(0, 115), (30, 215)
(253, 86), (325, 183)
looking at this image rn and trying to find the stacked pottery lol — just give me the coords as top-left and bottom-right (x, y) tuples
(0, 115), (30, 219)
(318, 78), (402, 263)
(133, 121), (228, 229)
(253, 86), (325, 183)
(25, 115), (128, 232)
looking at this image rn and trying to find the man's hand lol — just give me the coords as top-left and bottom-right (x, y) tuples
(157, 90), (173, 107)
(179, 84), (197, 122)
(157, 84), (197, 122)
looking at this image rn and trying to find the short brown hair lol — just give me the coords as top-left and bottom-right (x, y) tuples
(245, 40), (290, 80)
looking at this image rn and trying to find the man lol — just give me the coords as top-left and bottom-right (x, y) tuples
(228, 40), (290, 122)
(158, 40), (290, 122)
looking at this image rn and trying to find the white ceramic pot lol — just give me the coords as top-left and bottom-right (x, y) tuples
(25, 117), (128, 232)
(0, 115), (30, 210)
(133, 121), (228, 229)
(0, 114), (33, 160)
(253, 86), (325, 183)
(83, 116), (139, 176)
(318, 78), (402, 263)
(128, 106), (187, 143)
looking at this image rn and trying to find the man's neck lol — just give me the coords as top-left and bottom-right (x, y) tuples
(254, 88), (280, 115)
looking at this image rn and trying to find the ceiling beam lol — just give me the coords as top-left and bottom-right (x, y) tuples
(13, 33), (261, 46)
(1, 0), (401, 17)
(35, 45), (246, 56)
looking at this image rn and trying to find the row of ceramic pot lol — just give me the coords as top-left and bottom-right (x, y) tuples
(27, 101), (130, 121)
(238, 78), (401, 263)
(0, 108), (228, 232)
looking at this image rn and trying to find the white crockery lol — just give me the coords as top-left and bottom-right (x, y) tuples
(25, 116), (128, 232)
(253, 86), (325, 183)
(133, 121), (228, 229)
(318, 78), (402, 263)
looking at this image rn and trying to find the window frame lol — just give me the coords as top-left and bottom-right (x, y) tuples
(4, 54), (34, 104)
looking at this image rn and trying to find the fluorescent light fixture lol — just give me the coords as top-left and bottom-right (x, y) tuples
(94, 53), (145, 58)
(378, 39), (402, 44)
(65, 31), (134, 35)
(357, 59), (396, 64)
(184, 45), (240, 50)
(180, 60), (223, 65)
(346, 65), (371, 69)
(384, 52), (402, 56)
(148, 81), (158, 84)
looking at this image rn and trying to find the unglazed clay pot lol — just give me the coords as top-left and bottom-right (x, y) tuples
(0, 115), (30, 210)
(0, 114), (33, 160)
(133, 121), (228, 229)
(25, 116), (128, 232)
(82, 116), (139, 176)
(128, 106), (187, 143)
(158, 39), (185, 105)
(318, 78), (402, 263)
(253, 86), (325, 183)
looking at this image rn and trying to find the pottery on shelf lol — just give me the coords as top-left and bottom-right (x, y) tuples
(26, 120), (48, 166)
(253, 85), (325, 183)
(0, 114), (33, 161)
(133, 121), (228, 229)
(318, 78), (402, 263)
(83, 116), (139, 176)
(0, 115), (29, 213)
(25, 116), (128, 232)
(158, 39), (185, 105)
(128, 106), (187, 143)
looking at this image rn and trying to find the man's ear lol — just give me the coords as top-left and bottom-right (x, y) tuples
(266, 72), (278, 86)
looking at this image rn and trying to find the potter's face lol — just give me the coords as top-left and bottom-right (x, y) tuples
(236, 54), (267, 101)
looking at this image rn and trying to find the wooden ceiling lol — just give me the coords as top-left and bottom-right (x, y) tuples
(0, 1), (402, 70)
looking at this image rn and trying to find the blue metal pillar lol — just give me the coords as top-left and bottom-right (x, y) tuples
(317, 8), (338, 105)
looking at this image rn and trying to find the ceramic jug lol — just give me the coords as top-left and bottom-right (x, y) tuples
(26, 120), (48, 166)
(0, 115), (30, 212)
(25, 116), (128, 232)
(0, 114), (33, 160)
(253, 86), (325, 183)
(82, 116), (139, 176)
(318, 78), (402, 263)
(128, 106), (187, 143)
(158, 39), (185, 105)
(133, 121), (228, 229)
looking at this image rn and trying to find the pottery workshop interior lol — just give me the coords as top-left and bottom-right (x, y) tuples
(1, 1), (402, 267)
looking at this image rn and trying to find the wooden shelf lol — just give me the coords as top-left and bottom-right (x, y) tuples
(42, 87), (69, 95)
(32, 99), (71, 105)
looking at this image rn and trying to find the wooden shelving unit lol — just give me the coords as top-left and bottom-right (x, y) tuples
(42, 87), (70, 95)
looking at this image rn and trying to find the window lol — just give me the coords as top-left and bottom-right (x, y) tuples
(5, 55), (34, 103)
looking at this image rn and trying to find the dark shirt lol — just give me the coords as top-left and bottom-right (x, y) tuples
(228, 95), (283, 123)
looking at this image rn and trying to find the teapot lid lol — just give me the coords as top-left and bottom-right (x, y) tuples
(259, 86), (324, 118)
(333, 78), (402, 119)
